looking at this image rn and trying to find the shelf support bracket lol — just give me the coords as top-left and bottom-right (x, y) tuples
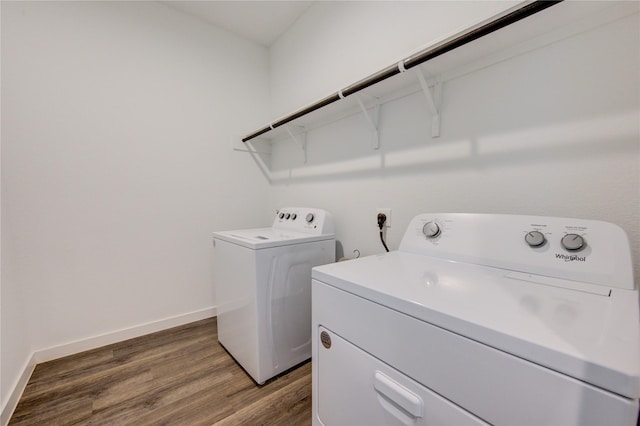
(285, 125), (307, 163)
(354, 94), (380, 150)
(415, 68), (441, 138)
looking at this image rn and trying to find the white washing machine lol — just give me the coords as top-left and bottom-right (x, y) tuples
(213, 207), (335, 384)
(312, 213), (639, 425)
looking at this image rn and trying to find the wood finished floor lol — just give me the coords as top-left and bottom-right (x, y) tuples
(9, 317), (312, 425)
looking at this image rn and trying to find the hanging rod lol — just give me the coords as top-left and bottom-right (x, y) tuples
(242, 0), (562, 143)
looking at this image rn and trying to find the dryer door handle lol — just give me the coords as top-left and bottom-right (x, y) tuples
(374, 371), (424, 419)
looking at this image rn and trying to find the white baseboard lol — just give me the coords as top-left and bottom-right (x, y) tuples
(1, 306), (216, 426)
(1, 353), (37, 426)
(33, 306), (217, 364)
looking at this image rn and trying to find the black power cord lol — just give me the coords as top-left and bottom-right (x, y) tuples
(377, 213), (390, 252)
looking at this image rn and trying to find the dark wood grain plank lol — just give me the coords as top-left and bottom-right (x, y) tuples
(9, 317), (313, 425)
(213, 366), (312, 426)
(8, 396), (93, 426)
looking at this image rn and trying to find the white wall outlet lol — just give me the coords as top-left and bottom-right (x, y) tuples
(376, 208), (391, 228)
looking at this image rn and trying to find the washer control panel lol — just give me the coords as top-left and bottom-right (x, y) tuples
(273, 207), (334, 235)
(399, 213), (633, 290)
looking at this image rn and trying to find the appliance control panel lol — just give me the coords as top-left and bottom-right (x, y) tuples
(400, 213), (634, 290)
(273, 207), (335, 235)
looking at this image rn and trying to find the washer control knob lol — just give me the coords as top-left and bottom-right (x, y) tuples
(422, 221), (441, 238)
(561, 234), (586, 251)
(291, 213), (297, 220)
(524, 231), (546, 247)
(306, 213), (315, 223)
(285, 213), (291, 220)
(279, 212), (285, 219)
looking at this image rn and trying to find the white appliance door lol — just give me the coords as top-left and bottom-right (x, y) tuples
(267, 240), (334, 377)
(316, 326), (487, 426)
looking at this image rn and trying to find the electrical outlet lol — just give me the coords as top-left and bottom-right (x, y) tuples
(377, 208), (391, 228)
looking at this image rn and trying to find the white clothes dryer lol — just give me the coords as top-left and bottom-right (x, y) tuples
(213, 207), (335, 384)
(312, 213), (639, 425)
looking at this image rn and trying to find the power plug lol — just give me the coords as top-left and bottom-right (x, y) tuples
(376, 208), (391, 228)
(377, 213), (387, 230)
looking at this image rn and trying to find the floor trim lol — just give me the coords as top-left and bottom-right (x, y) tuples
(1, 354), (36, 426)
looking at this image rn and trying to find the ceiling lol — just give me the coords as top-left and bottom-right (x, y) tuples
(163, 1), (313, 47)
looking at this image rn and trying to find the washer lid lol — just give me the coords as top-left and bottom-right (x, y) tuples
(213, 227), (334, 249)
(312, 251), (640, 399)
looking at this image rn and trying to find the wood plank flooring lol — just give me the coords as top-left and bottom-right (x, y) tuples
(9, 317), (312, 425)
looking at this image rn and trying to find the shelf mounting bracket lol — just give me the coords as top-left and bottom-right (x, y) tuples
(415, 68), (442, 138)
(285, 125), (307, 163)
(354, 94), (380, 150)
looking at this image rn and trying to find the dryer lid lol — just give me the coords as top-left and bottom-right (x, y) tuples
(312, 251), (640, 399)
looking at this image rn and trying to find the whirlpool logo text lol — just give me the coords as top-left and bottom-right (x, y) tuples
(555, 253), (587, 262)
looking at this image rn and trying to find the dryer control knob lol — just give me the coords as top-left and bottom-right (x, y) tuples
(285, 213), (291, 220)
(525, 231), (546, 247)
(422, 221), (441, 238)
(291, 213), (297, 220)
(306, 213), (315, 223)
(279, 212), (285, 219)
(561, 233), (586, 251)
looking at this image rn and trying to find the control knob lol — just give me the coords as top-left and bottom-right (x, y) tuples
(279, 212), (285, 219)
(306, 213), (315, 223)
(291, 213), (297, 220)
(561, 233), (586, 251)
(524, 231), (546, 247)
(422, 221), (441, 238)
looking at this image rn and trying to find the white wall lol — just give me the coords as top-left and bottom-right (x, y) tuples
(267, 1), (640, 288)
(269, 1), (519, 118)
(1, 0), (270, 414)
